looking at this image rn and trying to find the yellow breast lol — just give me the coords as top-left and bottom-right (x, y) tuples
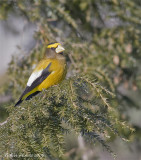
(37, 58), (67, 91)
(22, 58), (67, 100)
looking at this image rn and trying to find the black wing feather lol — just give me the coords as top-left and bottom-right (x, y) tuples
(15, 62), (52, 106)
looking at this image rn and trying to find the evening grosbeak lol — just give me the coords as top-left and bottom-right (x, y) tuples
(15, 42), (67, 106)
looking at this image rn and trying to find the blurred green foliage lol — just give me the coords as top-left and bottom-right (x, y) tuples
(0, 0), (141, 159)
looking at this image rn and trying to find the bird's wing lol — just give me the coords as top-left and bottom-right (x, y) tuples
(18, 62), (52, 101)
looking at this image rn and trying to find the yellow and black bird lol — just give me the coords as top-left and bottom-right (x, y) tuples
(15, 42), (67, 106)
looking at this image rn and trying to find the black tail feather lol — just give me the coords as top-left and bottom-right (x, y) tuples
(14, 99), (23, 107)
(25, 91), (40, 100)
(14, 91), (40, 107)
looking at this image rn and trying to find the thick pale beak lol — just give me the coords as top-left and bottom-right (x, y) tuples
(56, 45), (65, 53)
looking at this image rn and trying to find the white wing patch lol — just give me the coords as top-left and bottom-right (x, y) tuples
(27, 70), (43, 86)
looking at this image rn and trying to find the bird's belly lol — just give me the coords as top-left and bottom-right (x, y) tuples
(38, 67), (66, 91)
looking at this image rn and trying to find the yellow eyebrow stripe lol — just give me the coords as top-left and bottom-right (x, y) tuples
(47, 43), (61, 48)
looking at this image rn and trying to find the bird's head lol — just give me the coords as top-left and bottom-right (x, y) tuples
(47, 42), (65, 54)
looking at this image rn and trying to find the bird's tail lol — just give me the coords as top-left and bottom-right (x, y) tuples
(14, 99), (23, 107)
(14, 91), (40, 107)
